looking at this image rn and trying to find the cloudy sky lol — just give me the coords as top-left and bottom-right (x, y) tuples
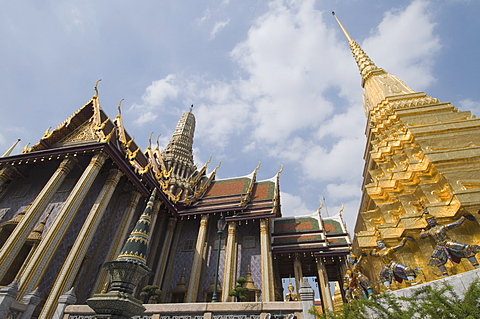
(1, 0), (479, 233)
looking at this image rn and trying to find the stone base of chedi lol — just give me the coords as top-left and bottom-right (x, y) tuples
(390, 267), (480, 299)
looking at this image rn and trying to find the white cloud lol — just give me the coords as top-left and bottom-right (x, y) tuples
(459, 99), (480, 114)
(210, 19), (230, 40)
(362, 0), (441, 90)
(134, 111), (158, 126)
(300, 136), (365, 182)
(280, 191), (314, 217)
(198, 9), (211, 25)
(230, 0), (347, 143)
(129, 74), (180, 125)
(326, 182), (361, 201)
(141, 75), (179, 107)
(128, 0), (441, 223)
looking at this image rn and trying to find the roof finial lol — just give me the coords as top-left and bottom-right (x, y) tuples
(94, 79), (102, 97)
(117, 99), (124, 114)
(317, 200), (323, 216)
(323, 196), (330, 217)
(276, 164), (284, 178)
(148, 132), (153, 146)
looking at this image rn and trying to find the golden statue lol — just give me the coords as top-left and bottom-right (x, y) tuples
(285, 279), (299, 301)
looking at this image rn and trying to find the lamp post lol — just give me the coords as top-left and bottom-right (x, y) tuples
(212, 215), (227, 302)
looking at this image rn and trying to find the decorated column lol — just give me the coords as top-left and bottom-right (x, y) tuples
(260, 218), (274, 301)
(293, 254), (304, 297)
(41, 168), (123, 318)
(186, 214), (210, 302)
(18, 152), (107, 297)
(316, 257), (333, 312)
(93, 191), (142, 294)
(87, 189), (155, 319)
(222, 221), (237, 302)
(0, 157), (76, 282)
(153, 217), (177, 288)
(160, 219), (184, 302)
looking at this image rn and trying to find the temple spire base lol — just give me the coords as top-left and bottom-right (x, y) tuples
(87, 261), (151, 319)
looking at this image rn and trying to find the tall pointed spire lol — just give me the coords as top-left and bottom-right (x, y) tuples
(87, 190), (155, 318)
(116, 188), (156, 265)
(161, 108), (197, 199)
(332, 12), (415, 112)
(163, 109), (195, 164)
(332, 12), (379, 85)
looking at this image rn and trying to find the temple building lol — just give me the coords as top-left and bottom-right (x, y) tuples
(332, 13), (480, 286)
(0, 79), (350, 317)
(2, 11), (480, 319)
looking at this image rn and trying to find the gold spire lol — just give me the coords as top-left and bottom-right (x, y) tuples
(332, 12), (379, 85)
(244, 264), (259, 291)
(2, 139), (21, 157)
(331, 11), (352, 42)
(332, 12), (415, 113)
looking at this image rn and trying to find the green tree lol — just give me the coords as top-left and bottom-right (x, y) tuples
(310, 279), (480, 319)
(140, 285), (161, 304)
(229, 277), (249, 302)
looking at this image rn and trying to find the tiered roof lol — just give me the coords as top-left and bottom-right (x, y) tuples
(2, 82), (281, 221)
(177, 167), (281, 221)
(272, 211), (351, 256)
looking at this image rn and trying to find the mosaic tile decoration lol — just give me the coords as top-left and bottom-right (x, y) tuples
(251, 181), (275, 201)
(273, 234), (324, 244)
(273, 216), (320, 234)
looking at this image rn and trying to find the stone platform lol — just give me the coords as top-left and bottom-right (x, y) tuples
(390, 268), (480, 299)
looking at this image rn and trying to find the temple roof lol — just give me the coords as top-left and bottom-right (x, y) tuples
(271, 211), (351, 255)
(5, 85), (281, 219)
(177, 169), (281, 220)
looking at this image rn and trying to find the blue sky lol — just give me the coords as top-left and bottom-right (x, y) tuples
(1, 0), (479, 233)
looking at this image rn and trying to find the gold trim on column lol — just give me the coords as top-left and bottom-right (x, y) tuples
(222, 221), (237, 302)
(153, 217), (177, 287)
(93, 190), (142, 293)
(18, 152), (108, 297)
(186, 214), (210, 302)
(316, 257), (333, 311)
(41, 168), (123, 318)
(260, 218), (274, 301)
(0, 157), (76, 282)
(160, 219), (184, 302)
